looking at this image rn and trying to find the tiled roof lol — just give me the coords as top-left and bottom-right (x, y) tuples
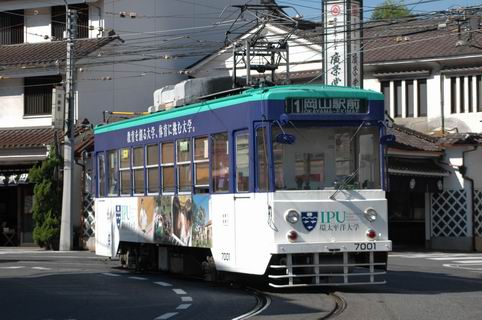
(438, 133), (482, 145)
(0, 125), (94, 155)
(0, 36), (117, 68)
(388, 157), (449, 177)
(364, 17), (482, 63)
(389, 124), (442, 152)
(0, 127), (61, 148)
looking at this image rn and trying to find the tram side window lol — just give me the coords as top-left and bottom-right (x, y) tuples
(235, 131), (249, 192)
(119, 148), (131, 195)
(177, 139), (192, 192)
(211, 132), (229, 193)
(98, 153), (106, 197)
(256, 127), (269, 191)
(194, 136), (209, 193)
(133, 146), (145, 194)
(146, 144), (159, 194)
(107, 150), (118, 196)
(161, 142), (175, 193)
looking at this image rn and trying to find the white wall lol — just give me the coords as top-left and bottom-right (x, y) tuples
(189, 24), (323, 80)
(0, 78), (51, 128)
(24, 7), (51, 43)
(363, 78), (379, 92)
(465, 147), (482, 189)
(443, 146), (466, 190)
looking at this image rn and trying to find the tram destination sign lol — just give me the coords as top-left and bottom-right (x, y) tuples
(285, 97), (368, 114)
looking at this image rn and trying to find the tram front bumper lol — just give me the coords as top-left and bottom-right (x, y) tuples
(272, 240), (392, 254)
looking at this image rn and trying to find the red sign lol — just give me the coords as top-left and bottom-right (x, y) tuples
(331, 4), (341, 16)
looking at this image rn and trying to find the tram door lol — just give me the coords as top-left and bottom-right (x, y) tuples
(233, 131), (253, 268)
(211, 132), (237, 268)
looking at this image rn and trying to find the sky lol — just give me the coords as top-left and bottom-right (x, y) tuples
(276, 0), (482, 21)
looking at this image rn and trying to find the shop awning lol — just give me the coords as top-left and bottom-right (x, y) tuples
(388, 158), (449, 177)
(0, 127), (60, 166)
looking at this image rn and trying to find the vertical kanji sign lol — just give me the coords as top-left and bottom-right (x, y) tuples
(324, 0), (363, 88)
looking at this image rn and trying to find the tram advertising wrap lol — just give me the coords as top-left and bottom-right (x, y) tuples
(96, 195), (212, 257)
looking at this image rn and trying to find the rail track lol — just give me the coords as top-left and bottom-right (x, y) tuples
(320, 292), (347, 319)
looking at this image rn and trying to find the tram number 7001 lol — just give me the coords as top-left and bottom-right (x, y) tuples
(354, 242), (377, 251)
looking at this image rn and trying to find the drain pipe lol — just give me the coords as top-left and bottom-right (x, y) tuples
(460, 145), (479, 251)
(440, 72), (445, 135)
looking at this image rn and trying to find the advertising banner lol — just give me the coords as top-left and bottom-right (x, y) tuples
(96, 195), (212, 257)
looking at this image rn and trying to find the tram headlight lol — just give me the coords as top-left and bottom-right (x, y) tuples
(364, 207), (378, 222)
(285, 209), (300, 224)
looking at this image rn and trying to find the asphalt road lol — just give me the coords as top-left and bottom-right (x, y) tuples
(0, 248), (256, 320)
(330, 252), (482, 320)
(2, 248), (482, 320)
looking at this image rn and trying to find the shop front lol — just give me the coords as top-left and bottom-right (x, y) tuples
(387, 125), (448, 249)
(0, 171), (34, 246)
(0, 127), (60, 246)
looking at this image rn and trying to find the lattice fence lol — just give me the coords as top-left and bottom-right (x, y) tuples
(431, 190), (468, 237)
(82, 191), (95, 239)
(475, 190), (482, 237)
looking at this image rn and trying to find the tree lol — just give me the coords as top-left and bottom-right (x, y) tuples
(370, 0), (412, 21)
(29, 144), (63, 249)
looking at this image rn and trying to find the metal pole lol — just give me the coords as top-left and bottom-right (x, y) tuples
(60, 7), (77, 251)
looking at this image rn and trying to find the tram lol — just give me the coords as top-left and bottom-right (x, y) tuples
(94, 84), (392, 287)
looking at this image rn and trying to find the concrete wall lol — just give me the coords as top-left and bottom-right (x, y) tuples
(24, 7), (51, 43)
(75, 0), (255, 124)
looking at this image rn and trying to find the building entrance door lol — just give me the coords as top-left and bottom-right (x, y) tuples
(388, 191), (426, 248)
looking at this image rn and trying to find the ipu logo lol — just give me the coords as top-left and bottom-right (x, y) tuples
(320, 211), (346, 224)
(301, 211), (318, 231)
(115, 205), (122, 228)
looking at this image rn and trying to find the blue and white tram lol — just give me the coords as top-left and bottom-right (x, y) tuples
(94, 84), (392, 287)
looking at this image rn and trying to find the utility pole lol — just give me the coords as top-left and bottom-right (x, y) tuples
(60, 6), (77, 251)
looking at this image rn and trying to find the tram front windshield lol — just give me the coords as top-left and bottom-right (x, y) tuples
(272, 125), (381, 191)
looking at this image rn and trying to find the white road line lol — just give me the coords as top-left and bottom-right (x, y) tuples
(430, 256), (482, 261)
(0, 266), (25, 269)
(154, 281), (172, 287)
(154, 312), (178, 320)
(452, 260), (482, 264)
(443, 264), (482, 270)
(129, 276), (148, 280)
(31, 267), (51, 270)
(176, 304), (191, 310)
(172, 289), (187, 295)
(181, 296), (193, 302)
(102, 272), (121, 277)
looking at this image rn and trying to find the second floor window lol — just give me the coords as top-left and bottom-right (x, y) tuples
(380, 79), (427, 118)
(24, 76), (62, 116)
(0, 10), (24, 45)
(52, 4), (89, 40)
(450, 75), (482, 114)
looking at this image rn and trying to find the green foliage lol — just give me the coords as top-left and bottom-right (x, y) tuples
(370, 0), (412, 21)
(29, 145), (62, 249)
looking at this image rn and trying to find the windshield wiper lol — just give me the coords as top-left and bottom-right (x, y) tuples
(329, 121), (366, 200)
(329, 167), (361, 201)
